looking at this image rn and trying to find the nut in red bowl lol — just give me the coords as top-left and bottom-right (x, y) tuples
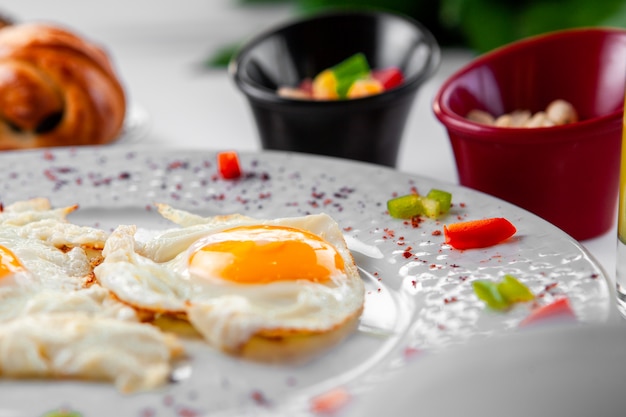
(433, 27), (626, 240)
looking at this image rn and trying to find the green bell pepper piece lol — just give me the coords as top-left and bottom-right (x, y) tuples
(331, 53), (371, 98)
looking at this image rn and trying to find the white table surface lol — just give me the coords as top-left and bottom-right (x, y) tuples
(3, 0), (617, 288)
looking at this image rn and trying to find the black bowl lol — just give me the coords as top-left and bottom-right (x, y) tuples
(229, 9), (440, 167)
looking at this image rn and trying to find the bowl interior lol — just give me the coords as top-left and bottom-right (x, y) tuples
(441, 28), (626, 123)
(234, 11), (439, 99)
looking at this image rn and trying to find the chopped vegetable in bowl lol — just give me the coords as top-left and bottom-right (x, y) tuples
(277, 53), (405, 100)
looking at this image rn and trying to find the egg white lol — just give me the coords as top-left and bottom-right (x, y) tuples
(0, 312), (183, 393)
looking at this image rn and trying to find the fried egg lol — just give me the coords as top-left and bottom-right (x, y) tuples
(0, 313), (183, 393)
(0, 199), (184, 392)
(95, 205), (365, 357)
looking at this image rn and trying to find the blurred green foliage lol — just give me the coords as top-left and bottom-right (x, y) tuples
(442, 0), (626, 52)
(207, 0), (626, 67)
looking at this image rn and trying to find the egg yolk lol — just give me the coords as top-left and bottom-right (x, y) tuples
(0, 244), (25, 279)
(189, 225), (345, 284)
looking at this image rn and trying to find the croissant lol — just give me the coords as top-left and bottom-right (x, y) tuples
(0, 23), (126, 150)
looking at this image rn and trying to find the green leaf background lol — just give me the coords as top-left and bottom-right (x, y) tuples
(210, 0), (626, 67)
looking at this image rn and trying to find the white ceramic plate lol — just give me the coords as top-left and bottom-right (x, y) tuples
(0, 146), (615, 417)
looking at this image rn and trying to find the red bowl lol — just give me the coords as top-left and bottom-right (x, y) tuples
(433, 27), (626, 241)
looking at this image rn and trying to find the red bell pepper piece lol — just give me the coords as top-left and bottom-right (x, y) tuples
(443, 217), (516, 249)
(217, 151), (242, 179)
(519, 297), (576, 327)
(372, 67), (404, 90)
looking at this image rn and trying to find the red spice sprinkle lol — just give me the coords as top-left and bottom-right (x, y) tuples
(178, 407), (201, 417)
(343, 226), (353, 232)
(140, 408), (156, 417)
(163, 395), (175, 407)
(323, 198), (333, 206)
(403, 346), (421, 359)
(168, 161), (187, 170)
(44, 170), (57, 181)
(545, 282), (558, 291)
(460, 203), (466, 208)
(432, 230), (442, 236)
(411, 280), (417, 288)
(410, 216), (422, 228)
(402, 251), (412, 259)
(410, 186), (418, 194)
(258, 192), (271, 199)
(251, 390), (270, 406)
(43, 150), (54, 161)
(444, 297), (458, 304)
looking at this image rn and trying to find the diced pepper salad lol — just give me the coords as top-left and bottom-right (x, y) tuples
(387, 189), (573, 326)
(277, 53), (405, 100)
